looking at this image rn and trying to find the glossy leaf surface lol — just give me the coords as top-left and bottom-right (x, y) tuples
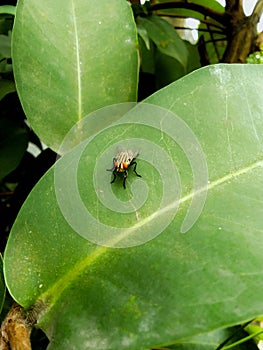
(4, 65), (263, 349)
(12, 0), (138, 152)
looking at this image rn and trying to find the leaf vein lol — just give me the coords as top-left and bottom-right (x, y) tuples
(71, 1), (82, 120)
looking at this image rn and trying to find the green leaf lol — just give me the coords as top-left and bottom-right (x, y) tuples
(138, 35), (155, 74)
(0, 31), (11, 60)
(0, 117), (28, 180)
(155, 41), (201, 88)
(0, 79), (16, 100)
(0, 5), (16, 16)
(155, 51), (186, 88)
(12, 0), (139, 152)
(137, 15), (188, 69)
(246, 324), (263, 342)
(4, 65), (263, 349)
(169, 326), (258, 350)
(152, 0), (225, 20)
(137, 23), (151, 50)
(192, 0), (224, 13)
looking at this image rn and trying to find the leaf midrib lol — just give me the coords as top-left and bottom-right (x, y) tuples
(39, 158), (263, 310)
(71, 0), (82, 121)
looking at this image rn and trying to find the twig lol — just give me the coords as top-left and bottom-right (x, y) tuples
(252, 0), (263, 21)
(172, 26), (225, 35)
(160, 13), (226, 30)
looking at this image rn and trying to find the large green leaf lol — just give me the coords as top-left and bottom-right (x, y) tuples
(12, 0), (138, 152)
(4, 65), (263, 349)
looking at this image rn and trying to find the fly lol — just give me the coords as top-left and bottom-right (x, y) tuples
(107, 150), (141, 189)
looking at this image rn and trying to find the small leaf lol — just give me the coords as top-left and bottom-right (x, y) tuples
(152, 0), (224, 20)
(137, 15), (188, 69)
(0, 117), (28, 180)
(138, 35), (155, 74)
(0, 5), (16, 16)
(137, 23), (150, 50)
(155, 41), (201, 88)
(193, 0), (224, 12)
(0, 32), (11, 58)
(0, 79), (16, 101)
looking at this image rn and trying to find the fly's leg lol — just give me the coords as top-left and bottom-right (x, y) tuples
(111, 169), (117, 184)
(130, 161), (141, 178)
(123, 170), (128, 189)
(107, 158), (117, 172)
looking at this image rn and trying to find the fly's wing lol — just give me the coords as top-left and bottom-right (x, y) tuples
(115, 145), (123, 158)
(115, 145), (140, 159)
(130, 149), (140, 161)
(118, 150), (140, 164)
(133, 150), (140, 159)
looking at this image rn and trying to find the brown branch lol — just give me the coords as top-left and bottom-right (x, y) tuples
(172, 26), (225, 35)
(207, 23), (221, 60)
(158, 13), (226, 30)
(198, 35), (210, 65)
(149, 1), (227, 26)
(252, 0), (263, 20)
(221, 0), (260, 62)
(225, 0), (244, 13)
(0, 303), (32, 350)
(0, 301), (48, 350)
(205, 38), (227, 43)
